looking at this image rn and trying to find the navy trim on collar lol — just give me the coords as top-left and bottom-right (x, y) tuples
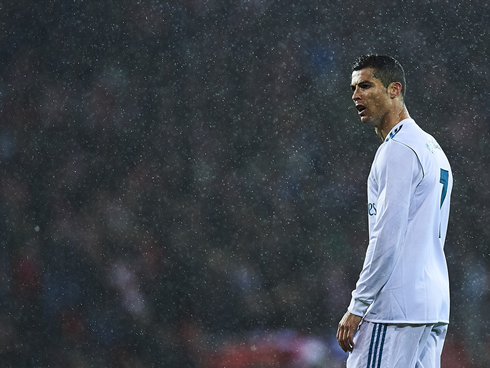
(385, 124), (403, 142)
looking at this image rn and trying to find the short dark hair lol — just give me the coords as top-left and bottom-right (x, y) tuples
(352, 55), (407, 99)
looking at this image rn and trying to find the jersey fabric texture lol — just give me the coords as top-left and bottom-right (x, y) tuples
(348, 118), (453, 324)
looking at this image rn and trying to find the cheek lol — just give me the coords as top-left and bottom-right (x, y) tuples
(371, 95), (389, 110)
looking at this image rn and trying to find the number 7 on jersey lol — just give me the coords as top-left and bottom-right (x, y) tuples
(440, 169), (449, 208)
(439, 169), (449, 238)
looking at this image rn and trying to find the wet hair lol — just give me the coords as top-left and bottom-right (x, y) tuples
(352, 54), (407, 99)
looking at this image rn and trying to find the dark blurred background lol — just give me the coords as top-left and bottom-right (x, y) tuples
(0, 0), (488, 367)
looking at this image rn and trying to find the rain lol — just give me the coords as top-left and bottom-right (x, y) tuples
(0, 0), (488, 366)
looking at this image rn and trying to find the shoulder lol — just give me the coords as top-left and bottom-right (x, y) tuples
(373, 122), (424, 175)
(377, 121), (421, 161)
(371, 139), (423, 187)
(387, 119), (427, 147)
(390, 119), (447, 166)
(375, 138), (419, 170)
(386, 120), (432, 160)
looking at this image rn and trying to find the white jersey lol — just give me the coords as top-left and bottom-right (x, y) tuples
(348, 118), (453, 324)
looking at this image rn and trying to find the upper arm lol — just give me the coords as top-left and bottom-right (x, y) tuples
(375, 142), (423, 209)
(370, 142), (423, 243)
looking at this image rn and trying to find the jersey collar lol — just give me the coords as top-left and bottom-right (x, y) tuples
(384, 119), (414, 142)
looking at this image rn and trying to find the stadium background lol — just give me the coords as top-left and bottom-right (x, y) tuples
(0, 1), (488, 366)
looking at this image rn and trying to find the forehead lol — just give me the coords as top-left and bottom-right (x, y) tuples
(351, 68), (378, 85)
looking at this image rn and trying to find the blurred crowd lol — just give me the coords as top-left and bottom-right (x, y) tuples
(0, 0), (489, 367)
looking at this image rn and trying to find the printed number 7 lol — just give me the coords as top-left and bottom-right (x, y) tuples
(439, 169), (449, 238)
(439, 169), (449, 208)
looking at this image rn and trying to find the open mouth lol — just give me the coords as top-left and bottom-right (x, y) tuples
(356, 105), (366, 115)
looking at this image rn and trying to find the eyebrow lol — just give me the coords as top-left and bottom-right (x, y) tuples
(350, 80), (374, 90)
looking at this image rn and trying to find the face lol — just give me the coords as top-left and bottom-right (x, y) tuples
(351, 68), (392, 129)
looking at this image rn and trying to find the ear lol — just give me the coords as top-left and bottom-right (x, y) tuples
(389, 82), (403, 99)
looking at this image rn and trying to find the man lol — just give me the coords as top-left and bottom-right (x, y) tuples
(336, 55), (453, 367)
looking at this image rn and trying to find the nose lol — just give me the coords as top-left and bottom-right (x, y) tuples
(352, 86), (360, 101)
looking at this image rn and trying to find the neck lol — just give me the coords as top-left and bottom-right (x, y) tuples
(376, 105), (410, 141)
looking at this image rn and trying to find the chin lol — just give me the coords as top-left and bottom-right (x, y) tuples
(360, 116), (373, 125)
(361, 116), (379, 128)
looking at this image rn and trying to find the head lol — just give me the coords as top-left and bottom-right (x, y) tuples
(352, 54), (407, 100)
(350, 55), (409, 138)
